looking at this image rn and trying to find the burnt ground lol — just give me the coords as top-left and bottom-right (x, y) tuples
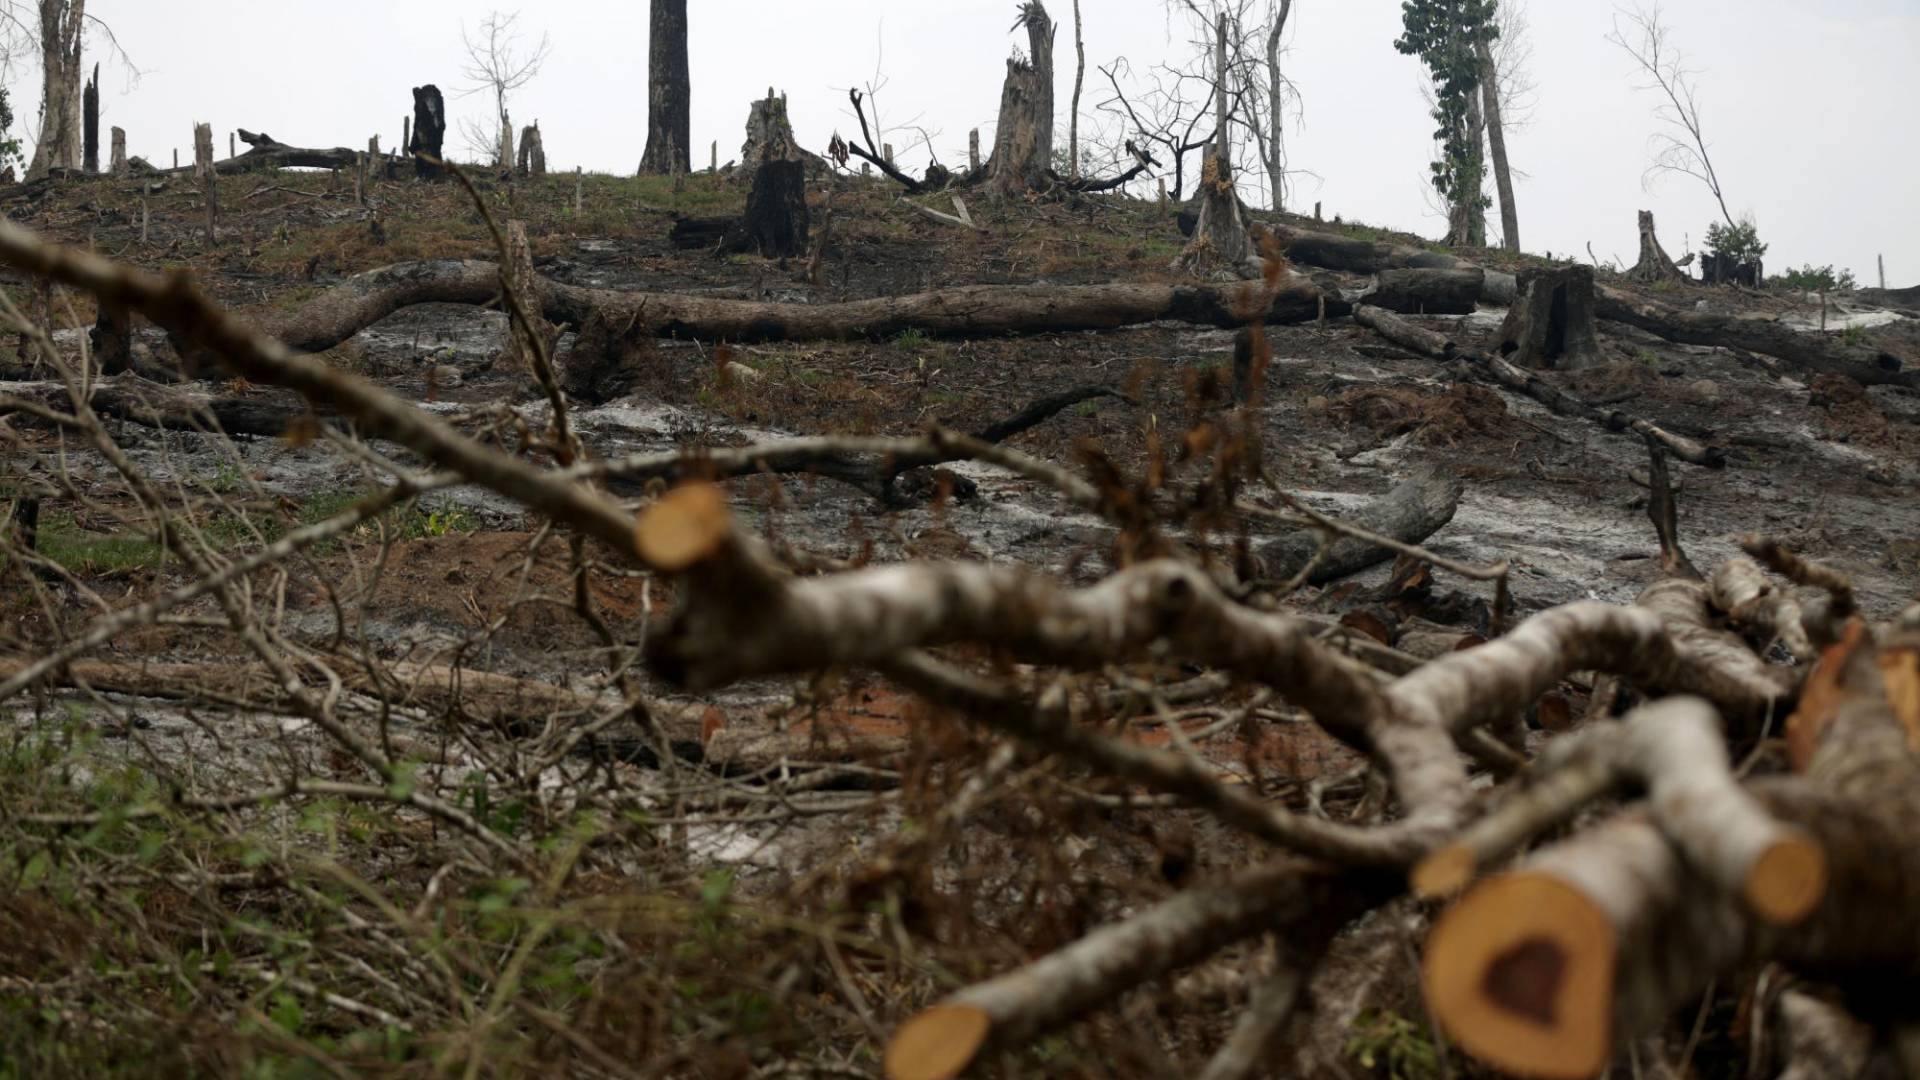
(1, 166), (1917, 1075)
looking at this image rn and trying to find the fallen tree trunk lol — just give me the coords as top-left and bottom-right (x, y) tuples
(1595, 285), (1917, 388)
(2, 374), (317, 438)
(1270, 222), (1517, 305)
(249, 260), (1348, 352)
(1353, 304), (1726, 467)
(1258, 464), (1463, 585)
(1357, 268), (1484, 316)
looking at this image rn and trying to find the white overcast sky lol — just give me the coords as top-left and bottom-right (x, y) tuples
(22, 0), (1920, 285)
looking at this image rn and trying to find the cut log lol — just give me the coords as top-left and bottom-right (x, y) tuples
(1353, 304), (1726, 468)
(1594, 285), (1916, 388)
(1497, 265), (1606, 370)
(1359, 268), (1484, 316)
(1258, 464), (1464, 585)
(1423, 625), (1920, 1079)
(409, 85), (447, 179)
(725, 159), (809, 258)
(248, 259), (1348, 352)
(982, 2), (1056, 196)
(1270, 222), (1517, 304)
(667, 215), (732, 250)
(1629, 210), (1687, 284)
(1, 374), (315, 438)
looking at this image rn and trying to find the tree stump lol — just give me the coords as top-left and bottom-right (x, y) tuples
(1498, 265), (1605, 371)
(91, 302), (132, 376)
(109, 127), (127, 177)
(561, 307), (653, 405)
(83, 64), (99, 174)
(193, 123), (218, 247)
(1172, 16), (1256, 277)
(410, 85), (447, 179)
(727, 160), (809, 258)
(983, 2), (1056, 196)
(517, 124), (547, 178)
(1629, 210), (1686, 284)
(741, 88), (805, 173)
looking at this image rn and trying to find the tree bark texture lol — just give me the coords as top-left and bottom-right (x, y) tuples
(409, 85), (447, 179)
(728, 159), (809, 258)
(1477, 39), (1519, 252)
(1068, 0), (1084, 179)
(27, 0), (86, 180)
(193, 123), (217, 247)
(1359, 268), (1484, 315)
(1258, 464), (1463, 585)
(247, 260), (1346, 354)
(108, 126), (126, 177)
(1264, 0), (1294, 212)
(739, 89), (806, 172)
(640, 0), (691, 174)
(983, 2), (1056, 195)
(516, 123), (546, 178)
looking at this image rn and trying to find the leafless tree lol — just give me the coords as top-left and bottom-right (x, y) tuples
(0, 1), (130, 179)
(1605, 1), (1736, 229)
(1257, 0), (1294, 211)
(1068, 0), (1086, 179)
(456, 9), (551, 169)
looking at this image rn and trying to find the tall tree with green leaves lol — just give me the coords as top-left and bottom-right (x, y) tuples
(1394, 0), (1498, 247)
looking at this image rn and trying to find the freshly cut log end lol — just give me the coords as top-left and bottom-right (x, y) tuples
(634, 484), (731, 571)
(1410, 842), (1477, 900)
(885, 1003), (992, 1080)
(1745, 833), (1828, 925)
(1424, 873), (1616, 1080)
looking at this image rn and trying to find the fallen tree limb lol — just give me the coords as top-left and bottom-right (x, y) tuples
(1267, 221), (1516, 304)
(1594, 285), (1916, 389)
(1253, 463), (1465, 585)
(883, 857), (1379, 1080)
(247, 259), (1348, 353)
(1354, 303), (1727, 468)
(2, 373), (318, 437)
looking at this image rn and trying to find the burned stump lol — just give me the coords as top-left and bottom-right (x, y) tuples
(410, 85), (447, 179)
(1498, 265), (1605, 371)
(726, 160), (809, 259)
(1629, 210), (1687, 284)
(561, 307), (653, 405)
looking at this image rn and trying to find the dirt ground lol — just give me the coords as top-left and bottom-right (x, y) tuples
(2, 166), (1916, 1076)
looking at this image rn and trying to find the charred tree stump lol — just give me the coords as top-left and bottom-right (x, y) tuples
(82, 64), (99, 175)
(1701, 251), (1762, 288)
(740, 89), (805, 173)
(1498, 264), (1605, 370)
(1359, 268), (1485, 315)
(516, 123), (546, 178)
(193, 123), (218, 246)
(561, 307), (651, 405)
(1630, 210), (1686, 284)
(725, 160), (810, 258)
(90, 301), (132, 376)
(409, 85), (447, 179)
(668, 216), (733, 250)
(982, 2), (1056, 196)
(109, 127), (126, 177)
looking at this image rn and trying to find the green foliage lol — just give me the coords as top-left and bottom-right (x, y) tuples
(1773, 263), (1857, 293)
(1705, 218), (1768, 266)
(893, 328), (929, 350)
(1345, 1009), (1441, 1079)
(0, 86), (20, 176)
(1394, 0), (1498, 219)
(1843, 323), (1871, 347)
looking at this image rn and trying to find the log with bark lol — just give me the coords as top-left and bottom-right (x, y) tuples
(1594, 285), (1917, 388)
(1269, 222), (1517, 304)
(2, 374), (318, 438)
(1357, 268), (1484, 316)
(1354, 304), (1727, 468)
(246, 259), (1348, 353)
(1257, 464), (1464, 585)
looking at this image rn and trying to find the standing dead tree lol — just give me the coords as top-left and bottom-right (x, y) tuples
(409, 85), (447, 179)
(1259, 0), (1293, 211)
(1173, 9), (1258, 276)
(639, 0), (690, 174)
(1606, 2), (1737, 230)
(456, 10), (549, 171)
(981, 1), (1057, 196)
(23, 0), (84, 178)
(80, 60), (96, 173)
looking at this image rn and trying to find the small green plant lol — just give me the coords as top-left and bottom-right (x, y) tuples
(1705, 217), (1768, 267)
(1842, 323), (1871, 347)
(1345, 1009), (1441, 1079)
(894, 328), (929, 350)
(1635, 348), (1660, 368)
(1773, 263), (1858, 293)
